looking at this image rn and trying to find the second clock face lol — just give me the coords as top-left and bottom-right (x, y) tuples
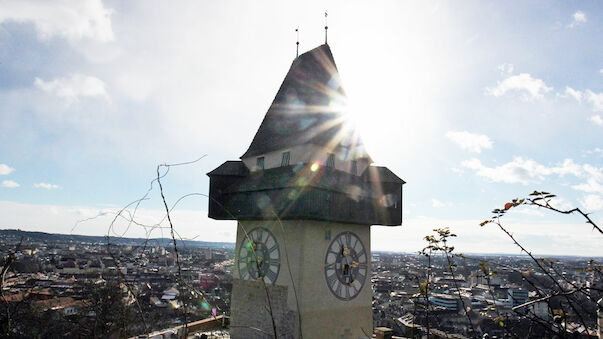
(324, 231), (368, 300)
(237, 227), (280, 284)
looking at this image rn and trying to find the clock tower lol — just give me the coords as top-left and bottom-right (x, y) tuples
(208, 44), (404, 338)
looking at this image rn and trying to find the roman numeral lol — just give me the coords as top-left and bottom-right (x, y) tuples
(265, 269), (277, 283)
(327, 250), (339, 257)
(326, 273), (338, 288)
(335, 282), (342, 296)
(352, 236), (358, 251)
(256, 229), (264, 242)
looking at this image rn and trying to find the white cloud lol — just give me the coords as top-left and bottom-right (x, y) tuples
(461, 157), (589, 186)
(564, 86), (583, 102)
(580, 194), (603, 211)
(34, 182), (61, 190)
(486, 73), (552, 100)
(34, 74), (108, 104)
(0, 164), (15, 175)
(568, 11), (587, 28)
(585, 90), (603, 111)
(0, 0), (113, 42)
(590, 115), (603, 127)
(560, 88), (603, 119)
(461, 157), (542, 185)
(572, 164), (603, 194)
(445, 131), (493, 153)
(1, 180), (20, 188)
(497, 63), (514, 74)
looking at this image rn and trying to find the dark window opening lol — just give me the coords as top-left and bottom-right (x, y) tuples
(281, 152), (290, 167)
(326, 153), (335, 168)
(256, 157), (265, 170)
(351, 160), (357, 175)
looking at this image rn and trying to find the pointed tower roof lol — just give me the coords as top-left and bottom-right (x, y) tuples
(241, 44), (371, 161)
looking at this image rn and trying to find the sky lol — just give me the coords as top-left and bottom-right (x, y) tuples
(0, 0), (601, 256)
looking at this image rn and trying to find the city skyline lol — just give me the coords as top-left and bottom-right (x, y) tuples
(0, 1), (602, 256)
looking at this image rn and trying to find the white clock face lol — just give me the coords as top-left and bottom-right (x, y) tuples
(237, 227), (280, 284)
(324, 231), (368, 300)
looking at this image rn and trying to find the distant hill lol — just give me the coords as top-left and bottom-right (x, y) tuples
(0, 229), (234, 249)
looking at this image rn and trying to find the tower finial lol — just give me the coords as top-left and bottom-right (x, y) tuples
(324, 11), (328, 44)
(295, 27), (299, 58)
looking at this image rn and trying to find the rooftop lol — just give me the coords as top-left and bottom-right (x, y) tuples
(241, 44), (371, 161)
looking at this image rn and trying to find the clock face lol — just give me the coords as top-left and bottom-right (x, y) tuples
(324, 231), (368, 300)
(237, 227), (280, 284)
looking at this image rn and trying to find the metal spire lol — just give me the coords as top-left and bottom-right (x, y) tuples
(295, 27), (299, 58)
(324, 11), (328, 44)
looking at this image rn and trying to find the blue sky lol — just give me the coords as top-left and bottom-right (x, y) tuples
(0, 0), (601, 255)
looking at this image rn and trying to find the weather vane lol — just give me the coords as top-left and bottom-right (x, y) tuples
(324, 11), (328, 44)
(296, 27), (300, 58)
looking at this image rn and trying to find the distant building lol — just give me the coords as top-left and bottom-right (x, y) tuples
(529, 300), (551, 320)
(429, 293), (459, 311)
(161, 286), (179, 301)
(507, 288), (528, 307)
(470, 271), (501, 286)
(199, 273), (218, 291)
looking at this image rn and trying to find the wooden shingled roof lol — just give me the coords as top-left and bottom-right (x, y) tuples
(241, 44), (371, 161)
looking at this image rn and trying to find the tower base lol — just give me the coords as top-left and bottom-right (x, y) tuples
(230, 279), (297, 339)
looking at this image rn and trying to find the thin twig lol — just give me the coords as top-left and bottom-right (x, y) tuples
(530, 199), (602, 235)
(157, 163), (189, 336)
(492, 218), (590, 333)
